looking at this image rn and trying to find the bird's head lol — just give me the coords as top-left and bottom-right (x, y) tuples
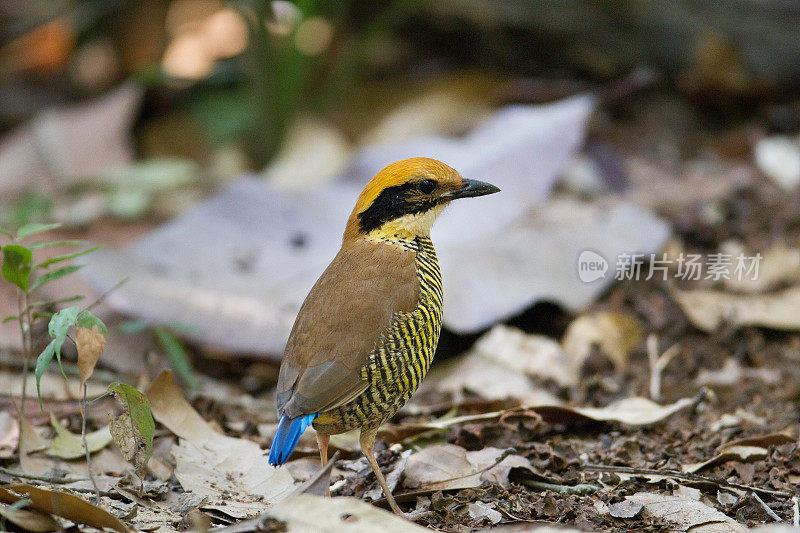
(344, 157), (500, 241)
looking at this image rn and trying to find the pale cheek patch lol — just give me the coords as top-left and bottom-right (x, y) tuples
(382, 204), (446, 237)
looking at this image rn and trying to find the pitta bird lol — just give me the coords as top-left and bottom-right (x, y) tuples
(268, 157), (499, 515)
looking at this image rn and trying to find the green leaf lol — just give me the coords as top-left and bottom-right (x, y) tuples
(34, 245), (102, 269)
(76, 310), (107, 337)
(29, 240), (87, 250)
(0, 226), (11, 238)
(155, 327), (199, 389)
(108, 382), (155, 469)
(2, 315), (19, 324)
(1, 244), (33, 291)
(16, 222), (61, 240)
(5, 193), (52, 229)
(34, 341), (56, 409)
(45, 305), (80, 379)
(30, 265), (84, 291)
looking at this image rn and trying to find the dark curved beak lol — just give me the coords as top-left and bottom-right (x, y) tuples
(445, 178), (501, 200)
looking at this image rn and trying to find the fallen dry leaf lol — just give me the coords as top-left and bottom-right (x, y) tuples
(683, 433), (796, 473)
(626, 492), (745, 532)
(147, 371), (295, 518)
(467, 501), (503, 525)
(472, 325), (572, 386)
(531, 396), (695, 426)
(418, 350), (560, 406)
(673, 285), (800, 332)
(608, 499), (644, 518)
(402, 443), (540, 494)
(0, 502), (60, 533)
(403, 443), (482, 490)
(18, 413), (56, 477)
(562, 311), (643, 371)
(0, 484), (131, 533)
(723, 244), (800, 293)
(696, 359), (780, 388)
(44, 413), (112, 459)
(683, 445), (769, 474)
(260, 494), (428, 532)
(0, 410), (19, 458)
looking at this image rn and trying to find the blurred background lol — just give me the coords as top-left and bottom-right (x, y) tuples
(3, 0), (800, 383)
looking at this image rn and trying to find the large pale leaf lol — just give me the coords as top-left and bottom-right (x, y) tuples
(82, 97), (668, 354)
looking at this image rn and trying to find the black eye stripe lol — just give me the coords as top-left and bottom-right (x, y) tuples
(358, 182), (439, 234)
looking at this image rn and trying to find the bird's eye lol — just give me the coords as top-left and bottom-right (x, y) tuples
(418, 179), (437, 194)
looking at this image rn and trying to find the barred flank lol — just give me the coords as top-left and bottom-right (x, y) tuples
(314, 236), (443, 433)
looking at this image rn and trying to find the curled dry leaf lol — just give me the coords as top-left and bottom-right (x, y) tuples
(107, 382), (155, 473)
(531, 396), (695, 426)
(0, 484), (131, 533)
(562, 311), (643, 372)
(683, 433), (796, 474)
(44, 413), (112, 459)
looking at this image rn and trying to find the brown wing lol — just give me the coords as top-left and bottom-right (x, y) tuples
(276, 239), (419, 418)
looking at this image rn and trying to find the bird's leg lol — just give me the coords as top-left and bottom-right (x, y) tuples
(316, 432), (330, 466)
(360, 428), (405, 516)
(316, 431), (331, 497)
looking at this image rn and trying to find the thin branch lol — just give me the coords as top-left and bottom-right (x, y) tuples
(85, 276), (130, 312)
(582, 464), (793, 498)
(751, 491), (782, 522)
(0, 466), (88, 484)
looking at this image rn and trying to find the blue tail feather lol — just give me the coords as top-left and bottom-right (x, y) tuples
(268, 413), (318, 466)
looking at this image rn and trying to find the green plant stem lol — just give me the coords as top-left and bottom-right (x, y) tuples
(17, 291), (31, 457)
(82, 383), (101, 503)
